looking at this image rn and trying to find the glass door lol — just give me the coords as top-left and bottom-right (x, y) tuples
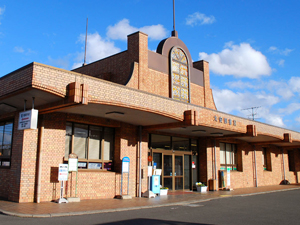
(174, 155), (183, 190)
(163, 154), (173, 189)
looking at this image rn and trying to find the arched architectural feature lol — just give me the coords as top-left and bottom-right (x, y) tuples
(170, 47), (190, 103)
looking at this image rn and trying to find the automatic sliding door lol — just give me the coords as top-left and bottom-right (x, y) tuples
(163, 155), (172, 189)
(175, 155), (183, 190)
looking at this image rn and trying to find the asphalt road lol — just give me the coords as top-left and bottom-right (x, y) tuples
(1, 189), (300, 225)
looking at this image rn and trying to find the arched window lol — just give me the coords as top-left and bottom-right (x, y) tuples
(170, 47), (190, 102)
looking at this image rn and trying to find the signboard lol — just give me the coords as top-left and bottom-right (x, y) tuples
(18, 109), (38, 130)
(122, 157), (130, 173)
(227, 167), (231, 187)
(192, 161), (196, 169)
(58, 164), (68, 181)
(68, 158), (78, 172)
(148, 166), (153, 177)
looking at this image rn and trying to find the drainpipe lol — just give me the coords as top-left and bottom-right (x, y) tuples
(281, 149), (286, 182)
(214, 139), (217, 181)
(138, 126), (142, 197)
(253, 145), (258, 187)
(36, 115), (44, 203)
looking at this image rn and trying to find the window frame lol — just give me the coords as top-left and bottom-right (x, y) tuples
(170, 46), (191, 103)
(65, 122), (115, 171)
(220, 142), (237, 171)
(0, 120), (14, 169)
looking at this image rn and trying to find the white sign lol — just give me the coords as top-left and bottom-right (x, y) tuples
(148, 166), (153, 177)
(122, 162), (129, 173)
(227, 167), (231, 187)
(68, 158), (78, 172)
(18, 109), (38, 130)
(58, 164), (69, 181)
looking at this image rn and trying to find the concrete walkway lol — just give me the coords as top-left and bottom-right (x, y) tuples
(1, 184), (299, 218)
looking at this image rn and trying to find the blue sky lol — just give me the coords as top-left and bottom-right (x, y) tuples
(1, 0), (300, 131)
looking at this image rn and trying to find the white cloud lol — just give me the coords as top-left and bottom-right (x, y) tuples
(213, 88), (284, 127)
(226, 80), (259, 90)
(186, 12), (216, 26)
(277, 59), (285, 67)
(266, 80), (294, 100)
(296, 117), (300, 123)
(278, 103), (300, 115)
(72, 32), (121, 69)
(0, 6), (5, 25)
(107, 19), (167, 41)
(268, 46), (294, 56)
(48, 55), (71, 70)
(288, 77), (300, 94)
(199, 42), (272, 78)
(14, 46), (24, 53)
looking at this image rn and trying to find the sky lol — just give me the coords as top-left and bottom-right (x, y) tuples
(0, 0), (300, 131)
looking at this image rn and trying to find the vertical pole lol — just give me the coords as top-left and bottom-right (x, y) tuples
(83, 18), (88, 66)
(173, 0), (176, 31)
(214, 139), (217, 180)
(253, 145), (258, 187)
(36, 115), (44, 203)
(282, 149), (286, 182)
(139, 126), (142, 197)
(32, 97), (35, 109)
(24, 100), (27, 111)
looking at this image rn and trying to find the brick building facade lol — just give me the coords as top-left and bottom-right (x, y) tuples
(1, 31), (300, 203)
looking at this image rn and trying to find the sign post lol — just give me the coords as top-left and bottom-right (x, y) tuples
(120, 157), (132, 199)
(56, 164), (69, 203)
(67, 153), (80, 202)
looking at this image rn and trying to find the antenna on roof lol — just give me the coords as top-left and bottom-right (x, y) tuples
(172, 0), (178, 37)
(242, 106), (261, 120)
(83, 17), (88, 66)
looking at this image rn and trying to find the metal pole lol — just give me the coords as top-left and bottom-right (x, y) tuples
(139, 126), (142, 197)
(253, 145), (258, 187)
(214, 139), (217, 180)
(282, 149), (286, 181)
(24, 100), (27, 111)
(83, 18), (88, 66)
(32, 97), (35, 109)
(36, 115), (44, 203)
(173, 0), (176, 31)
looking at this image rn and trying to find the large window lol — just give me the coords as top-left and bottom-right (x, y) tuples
(170, 47), (190, 103)
(65, 122), (114, 170)
(0, 121), (13, 168)
(220, 143), (237, 170)
(149, 134), (194, 152)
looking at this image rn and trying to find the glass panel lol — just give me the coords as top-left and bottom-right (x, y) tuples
(172, 137), (189, 151)
(3, 122), (13, 156)
(175, 177), (183, 190)
(88, 126), (102, 160)
(184, 155), (190, 189)
(74, 123), (88, 159)
(181, 88), (189, 101)
(65, 122), (72, 158)
(226, 143), (232, 165)
(172, 73), (180, 85)
(172, 61), (180, 73)
(175, 156), (183, 176)
(150, 134), (171, 150)
(164, 155), (172, 176)
(180, 64), (188, 76)
(103, 127), (114, 160)
(164, 177), (172, 190)
(172, 85), (180, 98)
(153, 153), (162, 169)
(0, 125), (4, 153)
(192, 155), (198, 188)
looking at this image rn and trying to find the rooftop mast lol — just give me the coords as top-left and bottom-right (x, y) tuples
(172, 0), (178, 37)
(83, 18), (88, 66)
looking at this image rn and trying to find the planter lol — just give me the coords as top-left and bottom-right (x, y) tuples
(160, 189), (168, 195)
(196, 186), (208, 192)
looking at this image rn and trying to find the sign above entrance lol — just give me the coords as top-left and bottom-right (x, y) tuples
(18, 109), (38, 130)
(213, 115), (236, 126)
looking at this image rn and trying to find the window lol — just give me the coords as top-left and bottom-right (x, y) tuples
(220, 143), (237, 170)
(65, 122), (114, 170)
(262, 147), (271, 171)
(149, 134), (197, 152)
(170, 47), (190, 103)
(0, 121), (13, 168)
(288, 150), (295, 172)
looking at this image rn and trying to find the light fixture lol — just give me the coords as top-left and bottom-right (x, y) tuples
(192, 129), (206, 133)
(210, 132), (223, 136)
(105, 111), (125, 118)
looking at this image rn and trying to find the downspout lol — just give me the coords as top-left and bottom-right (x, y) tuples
(138, 126), (142, 197)
(253, 145), (258, 187)
(214, 140), (217, 181)
(36, 115), (44, 203)
(281, 149), (286, 182)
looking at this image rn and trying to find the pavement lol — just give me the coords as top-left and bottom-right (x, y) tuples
(1, 184), (300, 218)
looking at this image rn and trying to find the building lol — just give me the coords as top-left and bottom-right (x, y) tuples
(1, 30), (300, 203)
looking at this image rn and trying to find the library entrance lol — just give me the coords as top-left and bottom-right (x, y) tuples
(149, 134), (198, 191)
